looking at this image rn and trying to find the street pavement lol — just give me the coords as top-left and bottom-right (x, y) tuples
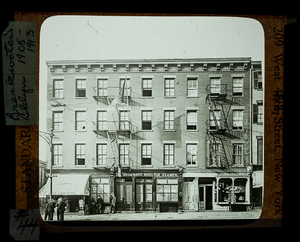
(44, 208), (262, 221)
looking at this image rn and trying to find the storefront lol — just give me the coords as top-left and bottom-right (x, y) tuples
(39, 174), (90, 212)
(113, 170), (181, 212)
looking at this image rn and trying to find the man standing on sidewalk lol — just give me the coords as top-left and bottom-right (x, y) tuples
(56, 197), (66, 221)
(110, 193), (116, 214)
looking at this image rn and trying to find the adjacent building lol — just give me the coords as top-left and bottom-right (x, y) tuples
(40, 58), (263, 212)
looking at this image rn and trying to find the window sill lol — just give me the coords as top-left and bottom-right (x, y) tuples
(186, 165), (198, 168)
(141, 165), (153, 168)
(141, 130), (153, 132)
(141, 96), (154, 99)
(53, 130), (64, 133)
(74, 165), (87, 168)
(164, 96), (176, 98)
(186, 130), (199, 132)
(75, 130), (87, 132)
(232, 95), (244, 98)
(163, 165), (176, 168)
(186, 96), (199, 98)
(232, 165), (244, 168)
(75, 97), (87, 99)
(52, 165), (63, 168)
(163, 130), (176, 132)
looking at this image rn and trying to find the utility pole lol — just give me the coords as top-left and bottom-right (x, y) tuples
(39, 128), (55, 201)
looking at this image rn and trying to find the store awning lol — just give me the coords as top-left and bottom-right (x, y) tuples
(252, 170), (263, 188)
(39, 174), (90, 197)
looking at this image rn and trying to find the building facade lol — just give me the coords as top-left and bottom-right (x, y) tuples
(41, 58), (262, 212)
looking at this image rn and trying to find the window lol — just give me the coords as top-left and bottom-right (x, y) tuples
(233, 77), (243, 96)
(97, 79), (108, 97)
(97, 111), (107, 130)
(253, 71), (262, 90)
(91, 178), (110, 203)
(120, 78), (131, 98)
(253, 102), (263, 124)
(53, 79), (63, 98)
(187, 78), (198, 97)
(52, 144), (62, 165)
(232, 110), (243, 130)
(257, 138), (263, 165)
(53, 111), (63, 130)
(156, 179), (178, 202)
(97, 144), (107, 165)
(210, 78), (221, 95)
(119, 111), (129, 130)
(76, 79), (86, 97)
(75, 111), (86, 130)
(119, 144), (129, 165)
(142, 111), (152, 130)
(233, 144), (243, 166)
(209, 142), (220, 166)
(75, 144), (85, 165)
(186, 143), (197, 165)
(164, 144), (174, 165)
(142, 144), (152, 165)
(209, 110), (221, 130)
(164, 78), (175, 97)
(187, 110), (197, 130)
(164, 110), (175, 130)
(142, 78), (152, 97)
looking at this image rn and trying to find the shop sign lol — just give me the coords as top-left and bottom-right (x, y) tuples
(122, 172), (179, 178)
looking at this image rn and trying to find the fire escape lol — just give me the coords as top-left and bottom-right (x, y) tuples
(92, 79), (137, 175)
(205, 82), (242, 169)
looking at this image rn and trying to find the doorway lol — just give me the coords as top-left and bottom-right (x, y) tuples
(116, 178), (133, 211)
(135, 178), (153, 211)
(199, 185), (213, 211)
(183, 181), (195, 210)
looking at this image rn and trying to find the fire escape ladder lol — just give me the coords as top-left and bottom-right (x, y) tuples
(207, 94), (220, 130)
(106, 130), (119, 166)
(219, 138), (230, 169)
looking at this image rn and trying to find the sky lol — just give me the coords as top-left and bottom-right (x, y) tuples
(39, 15), (264, 161)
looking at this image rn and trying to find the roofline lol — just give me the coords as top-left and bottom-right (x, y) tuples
(46, 57), (253, 66)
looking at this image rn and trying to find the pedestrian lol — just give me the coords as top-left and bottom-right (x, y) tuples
(110, 192), (116, 214)
(45, 198), (55, 220)
(96, 195), (104, 214)
(56, 197), (66, 221)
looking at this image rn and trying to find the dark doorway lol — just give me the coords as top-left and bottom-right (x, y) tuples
(205, 186), (213, 210)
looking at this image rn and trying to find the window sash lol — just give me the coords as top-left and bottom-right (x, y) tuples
(164, 78), (175, 96)
(119, 144), (129, 165)
(75, 144), (85, 165)
(187, 79), (198, 96)
(164, 111), (174, 130)
(53, 79), (63, 98)
(52, 144), (62, 165)
(210, 78), (221, 94)
(97, 79), (108, 96)
(97, 144), (107, 165)
(75, 111), (86, 130)
(233, 144), (243, 165)
(232, 110), (243, 129)
(233, 78), (243, 95)
(164, 144), (174, 165)
(53, 112), (63, 130)
(187, 144), (197, 165)
(119, 111), (129, 130)
(97, 111), (107, 130)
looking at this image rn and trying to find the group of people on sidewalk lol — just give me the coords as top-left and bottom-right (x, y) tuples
(44, 193), (117, 221)
(44, 197), (66, 221)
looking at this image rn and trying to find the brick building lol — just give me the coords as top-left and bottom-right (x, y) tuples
(40, 58), (262, 212)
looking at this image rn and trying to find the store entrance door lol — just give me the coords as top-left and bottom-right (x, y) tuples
(183, 181), (195, 210)
(135, 178), (153, 211)
(199, 185), (213, 211)
(116, 179), (133, 211)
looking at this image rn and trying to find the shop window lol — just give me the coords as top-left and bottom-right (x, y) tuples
(156, 179), (178, 202)
(234, 179), (247, 202)
(91, 178), (110, 203)
(218, 178), (232, 202)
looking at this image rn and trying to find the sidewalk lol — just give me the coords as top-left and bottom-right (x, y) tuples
(46, 208), (262, 221)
